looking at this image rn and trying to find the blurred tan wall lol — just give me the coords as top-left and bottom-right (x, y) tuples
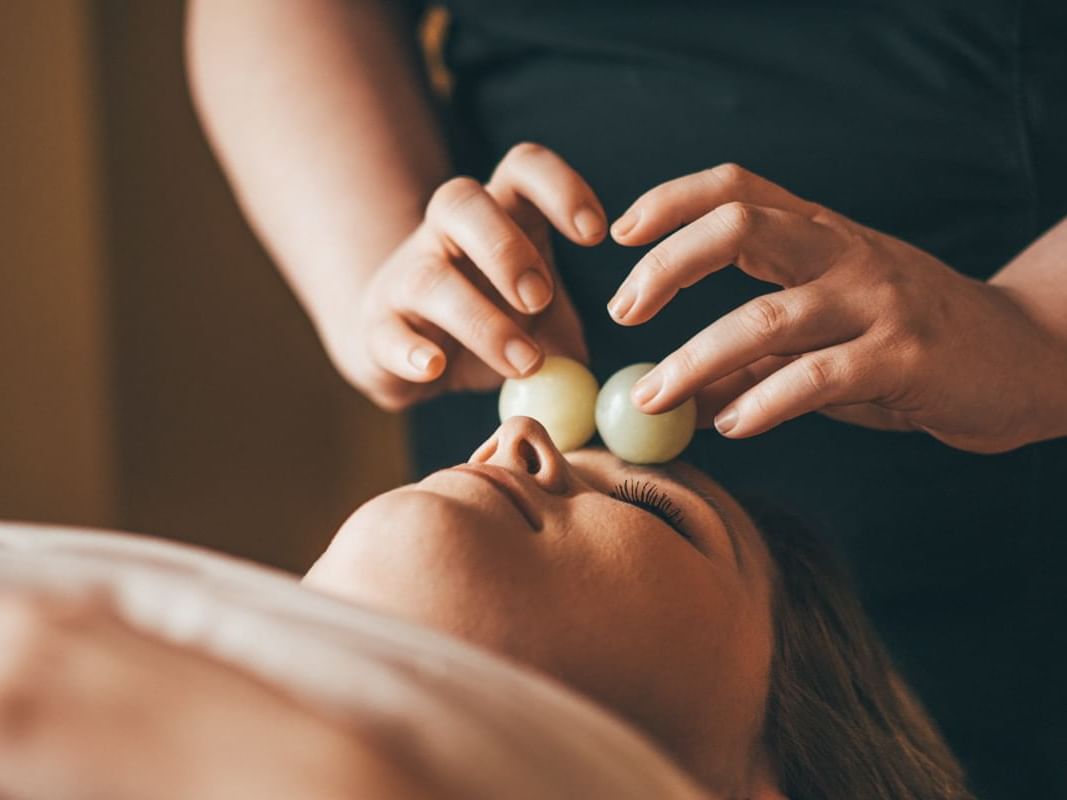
(0, 1), (410, 572)
(0, 1), (117, 528)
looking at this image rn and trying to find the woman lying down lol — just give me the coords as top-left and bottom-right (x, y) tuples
(0, 417), (973, 800)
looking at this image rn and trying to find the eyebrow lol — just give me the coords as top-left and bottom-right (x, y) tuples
(645, 465), (744, 570)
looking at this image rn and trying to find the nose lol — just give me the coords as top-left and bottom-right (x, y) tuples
(469, 417), (573, 495)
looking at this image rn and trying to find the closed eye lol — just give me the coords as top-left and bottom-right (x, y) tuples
(609, 479), (691, 541)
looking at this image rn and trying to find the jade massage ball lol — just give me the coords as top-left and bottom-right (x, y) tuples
(498, 355), (599, 452)
(595, 363), (696, 464)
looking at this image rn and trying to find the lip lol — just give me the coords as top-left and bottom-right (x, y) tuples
(447, 464), (543, 532)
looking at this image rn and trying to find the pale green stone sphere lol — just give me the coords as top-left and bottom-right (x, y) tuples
(595, 363), (696, 464)
(498, 356), (599, 452)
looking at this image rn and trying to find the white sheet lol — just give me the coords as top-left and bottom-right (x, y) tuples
(0, 522), (707, 799)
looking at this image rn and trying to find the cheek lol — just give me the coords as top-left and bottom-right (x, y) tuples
(526, 533), (772, 751)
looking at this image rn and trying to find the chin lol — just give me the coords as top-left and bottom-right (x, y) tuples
(305, 488), (512, 611)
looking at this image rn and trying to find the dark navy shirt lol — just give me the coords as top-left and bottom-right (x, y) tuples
(409, 4), (1067, 796)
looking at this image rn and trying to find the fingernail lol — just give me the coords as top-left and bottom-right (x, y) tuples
(632, 372), (662, 407)
(574, 206), (604, 240)
(516, 270), (552, 313)
(715, 408), (739, 435)
(409, 346), (438, 372)
(611, 209), (640, 238)
(504, 338), (540, 375)
(607, 287), (636, 321)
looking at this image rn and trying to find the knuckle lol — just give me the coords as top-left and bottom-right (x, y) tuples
(492, 142), (545, 184)
(871, 270), (910, 312)
(801, 354), (837, 394)
(808, 202), (838, 227)
(792, 285), (828, 322)
(639, 246), (675, 282)
(487, 235), (535, 272)
(714, 201), (754, 238)
(427, 175), (483, 218)
(402, 258), (452, 299)
(656, 175), (691, 204)
(878, 312), (922, 355)
(670, 346), (702, 380)
(464, 305), (508, 344)
(750, 387), (776, 420)
(741, 296), (788, 341)
(871, 275), (930, 343)
(506, 141), (545, 162)
(706, 162), (749, 189)
(886, 331), (925, 379)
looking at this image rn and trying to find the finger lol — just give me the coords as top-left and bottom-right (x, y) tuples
(396, 258), (543, 379)
(426, 177), (555, 315)
(326, 322), (425, 412)
(487, 142), (607, 245)
(366, 315), (446, 383)
(819, 403), (917, 431)
(692, 356), (794, 428)
(631, 286), (864, 413)
(404, 315), (505, 394)
(611, 162), (820, 245)
(608, 202), (845, 325)
(531, 285), (590, 364)
(713, 340), (889, 438)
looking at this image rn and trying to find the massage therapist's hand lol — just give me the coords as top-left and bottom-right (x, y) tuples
(334, 143), (605, 411)
(608, 164), (1067, 453)
(0, 592), (435, 800)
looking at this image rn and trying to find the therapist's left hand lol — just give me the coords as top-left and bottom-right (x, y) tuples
(608, 164), (1062, 454)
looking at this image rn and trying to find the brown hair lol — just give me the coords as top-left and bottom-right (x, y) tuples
(747, 502), (974, 800)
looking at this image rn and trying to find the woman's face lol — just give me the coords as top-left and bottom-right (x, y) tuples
(306, 417), (776, 792)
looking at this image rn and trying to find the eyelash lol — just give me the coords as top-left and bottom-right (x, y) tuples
(609, 479), (689, 538)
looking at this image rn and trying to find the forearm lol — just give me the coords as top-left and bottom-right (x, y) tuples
(988, 215), (1067, 443)
(186, 0), (450, 344)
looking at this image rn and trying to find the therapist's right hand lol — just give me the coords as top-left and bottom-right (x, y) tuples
(334, 143), (605, 412)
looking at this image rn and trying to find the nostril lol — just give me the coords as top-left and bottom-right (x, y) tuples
(518, 440), (540, 474)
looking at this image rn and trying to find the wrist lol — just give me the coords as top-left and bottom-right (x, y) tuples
(987, 282), (1067, 446)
